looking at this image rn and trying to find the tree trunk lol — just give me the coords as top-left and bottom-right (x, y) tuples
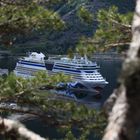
(102, 0), (140, 140)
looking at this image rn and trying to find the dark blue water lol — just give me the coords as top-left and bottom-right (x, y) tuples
(0, 56), (123, 139)
(97, 59), (122, 105)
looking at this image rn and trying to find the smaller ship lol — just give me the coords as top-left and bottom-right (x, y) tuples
(14, 52), (46, 77)
(45, 54), (108, 92)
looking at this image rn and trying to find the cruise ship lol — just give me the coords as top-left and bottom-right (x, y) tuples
(14, 52), (46, 77)
(45, 55), (108, 92)
(14, 52), (108, 92)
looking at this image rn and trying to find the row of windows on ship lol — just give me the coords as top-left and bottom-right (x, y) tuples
(84, 76), (103, 79)
(54, 64), (98, 68)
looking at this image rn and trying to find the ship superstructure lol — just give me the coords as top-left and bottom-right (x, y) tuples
(45, 55), (108, 91)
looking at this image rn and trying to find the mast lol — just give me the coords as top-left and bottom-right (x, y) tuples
(84, 54), (88, 64)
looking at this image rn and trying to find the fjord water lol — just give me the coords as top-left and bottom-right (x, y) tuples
(96, 59), (122, 105)
(0, 56), (122, 139)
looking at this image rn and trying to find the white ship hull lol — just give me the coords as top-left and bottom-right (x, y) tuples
(48, 70), (108, 92)
(79, 80), (108, 91)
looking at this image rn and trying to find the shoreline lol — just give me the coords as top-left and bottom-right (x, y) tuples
(0, 52), (125, 60)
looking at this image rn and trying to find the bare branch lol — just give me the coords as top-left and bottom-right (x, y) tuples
(0, 117), (46, 140)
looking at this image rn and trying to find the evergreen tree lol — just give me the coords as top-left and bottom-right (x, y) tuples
(0, 0), (136, 140)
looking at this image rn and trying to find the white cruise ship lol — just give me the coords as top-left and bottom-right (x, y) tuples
(45, 55), (108, 92)
(14, 52), (46, 77)
(14, 52), (108, 92)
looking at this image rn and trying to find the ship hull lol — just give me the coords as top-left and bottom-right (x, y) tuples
(14, 60), (46, 77)
(78, 80), (108, 92)
(46, 69), (108, 92)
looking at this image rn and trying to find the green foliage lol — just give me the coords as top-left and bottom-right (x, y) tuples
(0, 0), (64, 46)
(0, 1), (134, 53)
(7, 0), (95, 54)
(64, 131), (76, 140)
(0, 71), (71, 98)
(93, 6), (133, 52)
(77, 6), (94, 24)
(76, 36), (96, 57)
(0, 72), (107, 139)
(67, 3), (132, 53)
(0, 1), (135, 139)
(72, 5), (133, 53)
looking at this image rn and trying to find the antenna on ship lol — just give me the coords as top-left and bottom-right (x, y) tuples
(73, 55), (76, 60)
(84, 54), (88, 64)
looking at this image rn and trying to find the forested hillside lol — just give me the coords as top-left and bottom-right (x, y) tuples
(1, 0), (135, 54)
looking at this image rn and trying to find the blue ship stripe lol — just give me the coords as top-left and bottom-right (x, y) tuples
(54, 65), (76, 71)
(15, 67), (46, 73)
(18, 61), (46, 68)
(54, 65), (98, 72)
(55, 65), (98, 71)
(55, 62), (97, 67)
(53, 67), (81, 73)
(55, 64), (97, 68)
(53, 67), (95, 73)
(21, 60), (44, 64)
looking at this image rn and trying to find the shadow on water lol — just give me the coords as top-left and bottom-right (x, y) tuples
(96, 59), (123, 105)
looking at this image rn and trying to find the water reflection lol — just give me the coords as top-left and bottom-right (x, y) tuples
(51, 89), (102, 109)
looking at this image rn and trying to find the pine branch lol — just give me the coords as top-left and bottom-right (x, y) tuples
(109, 17), (132, 29)
(105, 42), (130, 48)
